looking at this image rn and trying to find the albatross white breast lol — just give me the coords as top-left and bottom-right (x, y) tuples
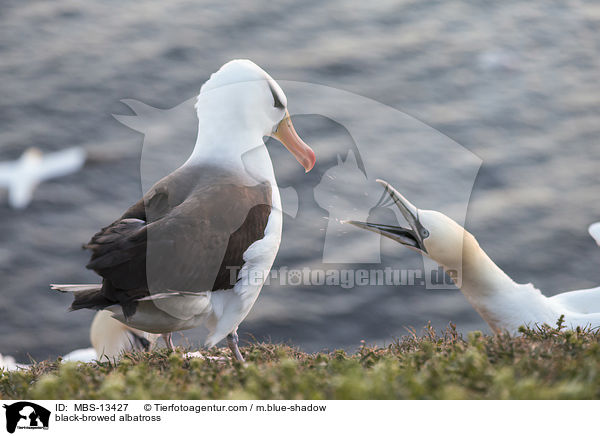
(345, 180), (600, 334)
(52, 60), (315, 361)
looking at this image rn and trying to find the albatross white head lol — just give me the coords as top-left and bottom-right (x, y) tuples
(189, 59), (315, 172)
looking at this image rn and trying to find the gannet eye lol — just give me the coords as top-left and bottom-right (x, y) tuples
(421, 228), (430, 239)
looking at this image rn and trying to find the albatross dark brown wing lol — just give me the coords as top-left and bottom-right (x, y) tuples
(75, 165), (272, 318)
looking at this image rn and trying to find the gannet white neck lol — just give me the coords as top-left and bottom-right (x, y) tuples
(447, 230), (514, 294)
(432, 223), (552, 333)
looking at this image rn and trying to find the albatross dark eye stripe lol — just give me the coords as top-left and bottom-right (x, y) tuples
(268, 81), (285, 109)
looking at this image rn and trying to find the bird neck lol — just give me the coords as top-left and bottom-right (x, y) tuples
(444, 233), (519, 300)
(442, 233), (553, 333)
(185, 107), (268, 173)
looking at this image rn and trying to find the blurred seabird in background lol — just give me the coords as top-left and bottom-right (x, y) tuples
(0, 147), (86, 209)
(589, 223), (600, 247)
(1, 311), (159, 370)
(89, 310), (158, 361)
(0, 354), (28, 371)
(62, 310), (159, 362)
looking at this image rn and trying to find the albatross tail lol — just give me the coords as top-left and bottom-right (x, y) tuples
(50, 284), (112, 311)
(51, 284), (102, 293)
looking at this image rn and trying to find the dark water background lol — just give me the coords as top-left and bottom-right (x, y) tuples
(1, 1), (599, 361)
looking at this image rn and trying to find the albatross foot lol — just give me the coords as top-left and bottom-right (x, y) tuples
(227, 331), (245, 362)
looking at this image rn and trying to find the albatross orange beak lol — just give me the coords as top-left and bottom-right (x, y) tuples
(271, 111), (316, 172)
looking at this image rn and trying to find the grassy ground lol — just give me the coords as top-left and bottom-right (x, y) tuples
(2, 319), (600, 400)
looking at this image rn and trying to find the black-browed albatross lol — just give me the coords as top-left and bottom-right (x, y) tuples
(52, 60), (315, 361)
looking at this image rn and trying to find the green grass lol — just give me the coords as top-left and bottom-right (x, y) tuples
(3, 319), (600, 399)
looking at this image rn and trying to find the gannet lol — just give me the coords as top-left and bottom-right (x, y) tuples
(0, 147), (86, 209)
(52, 60), (315, 361)
(88, 310), (158, 361)
(1, 312), (157, 369)
(1, 311), (158, 366)
(345, 180), (600, 334)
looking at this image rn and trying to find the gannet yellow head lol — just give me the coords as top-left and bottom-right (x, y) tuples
(344, 179), (477, 272)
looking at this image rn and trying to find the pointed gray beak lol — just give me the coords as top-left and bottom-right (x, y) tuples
(343, 179), (428, 254)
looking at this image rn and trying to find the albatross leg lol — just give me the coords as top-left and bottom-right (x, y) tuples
(160, 332), (207, 358)
(162, 333), (175, 351)
(227, 331), (245, 362)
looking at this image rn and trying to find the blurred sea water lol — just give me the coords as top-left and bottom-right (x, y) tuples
(1, 0), (599, 360)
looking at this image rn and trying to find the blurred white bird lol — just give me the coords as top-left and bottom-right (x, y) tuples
(0, 147), (86, 209)
(1, 311), (158, 370)
(345, 180), (600, 334)
(61, 348), (97, 363)
(0, 354), (27, 371)
(589, 223), (600, 247)
(62, 310), (159, 362)
(88, 310), (159, 361)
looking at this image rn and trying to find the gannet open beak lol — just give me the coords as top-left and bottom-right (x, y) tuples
(343, 179), (428, 254)
(271, 111), (316, 172)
